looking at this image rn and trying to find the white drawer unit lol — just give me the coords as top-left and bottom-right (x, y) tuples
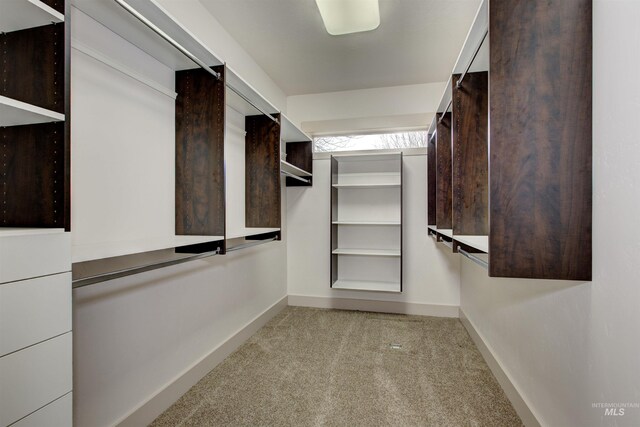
(11, 393), (72, 427)
(0, 273), (72, 357)
(0, 333), (73, 427)
(0, 229), (71, 284)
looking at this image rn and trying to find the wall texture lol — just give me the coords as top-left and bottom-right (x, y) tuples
(460, 1), (640, 426)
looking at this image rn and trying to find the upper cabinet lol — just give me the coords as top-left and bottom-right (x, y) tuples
(0, 0), (71, 230)
(427, 0), (592, 281)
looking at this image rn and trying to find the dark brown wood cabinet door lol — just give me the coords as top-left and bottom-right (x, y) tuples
(436, 113), (453, 229)
(246, 114), (281, 229)
(285, 141), (313, 187)
(427, 134), (436, 225)
(175, 65), (226, 236)
(489, 0), (592, 280)
(452, 72), (488, 236)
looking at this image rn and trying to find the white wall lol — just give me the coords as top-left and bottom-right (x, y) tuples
(460, 2), (640, 426)
(287, 82), (446, 135)
(287, 153), (460, 313)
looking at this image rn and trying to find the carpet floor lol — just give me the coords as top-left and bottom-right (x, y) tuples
(151, 307), (522, 426)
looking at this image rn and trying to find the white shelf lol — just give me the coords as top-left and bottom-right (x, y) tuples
(0, 227), (65, 238)
(438, 229), (453, 238)
(280, 160), (311, 177)
(332, 221), (401, 226)
(225, 227), (280, 240)
(332, 248), (400, 257)
(280, 113), (311, 143)
(72, 0), (224, 72)
(72, 235), (224, 263)
(427, 225), (438, 232)
(333, 183), (400, 189)
(453, 235), (489, 253)
(332, 280), (401, 293)
(0, 0), (64, 33)
(333, 152), (402, 162)
(0, 95), (65, 126)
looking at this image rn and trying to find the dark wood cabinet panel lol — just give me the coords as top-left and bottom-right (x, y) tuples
(452, 72), (488, 236)
(0, 1), (70, 230)
(245, 114), (281, 230)
(175, 65), (226, 237)
(0, 24), (65, 114)
(436, 112), (452, 229)
(489, 0), (592, 280)
(427, 134), (436, 225)
(0, 123), (66, 227)
(285, 141), (313, 187)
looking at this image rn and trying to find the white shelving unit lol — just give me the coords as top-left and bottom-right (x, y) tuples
(0, 0), (64, 33)
(330, 152), (403, 292)
(453, 235), (489, 254)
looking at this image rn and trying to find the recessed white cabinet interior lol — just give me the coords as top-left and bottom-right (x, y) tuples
(330, 153), (402, 293)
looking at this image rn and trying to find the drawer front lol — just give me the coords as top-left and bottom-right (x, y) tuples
(0, 273), (72, 357)
(12, 393), (72, 427)
(0, 232), (71, 284)
(0, 333), (72, 427)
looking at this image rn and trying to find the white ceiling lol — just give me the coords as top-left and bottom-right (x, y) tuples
(200, 0), (482, 95)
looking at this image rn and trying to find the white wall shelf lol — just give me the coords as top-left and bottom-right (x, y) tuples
(280, 113), (311, 143)
(0, 0), (64, 33)
(453, 235), (488, 253)
(332, 248), (400, 257)
(72, 235), (224, 263)
(0, 95), (65, 127)
(332, 183), (400, 189)
(332, 221), (401, 226)
(438, 229), (453, 239)
(280, 160), (311, 177)
(332, 280), (401, 293)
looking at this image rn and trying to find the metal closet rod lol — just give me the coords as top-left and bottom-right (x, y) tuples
(281, 170), (310, 184)
(113, 0), (279, 125)
(456, 30), (488, 89)
(457, 246), (489, 270)
(227, 236), (278, 252)
(438, 99), (453, 123)
(72, 247), (222, 289)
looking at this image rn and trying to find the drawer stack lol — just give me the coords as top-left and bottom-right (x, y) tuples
(0, 229), (72, 427)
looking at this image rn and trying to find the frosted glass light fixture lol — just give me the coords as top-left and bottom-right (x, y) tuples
(316, 0), (380, 36)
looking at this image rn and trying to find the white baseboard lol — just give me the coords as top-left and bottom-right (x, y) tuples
(459, 308), (542, 427)
(115, 295), (289, 427)
(288, 294), (459, 318)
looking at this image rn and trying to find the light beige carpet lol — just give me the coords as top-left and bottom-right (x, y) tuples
(151, 307), (522, 426)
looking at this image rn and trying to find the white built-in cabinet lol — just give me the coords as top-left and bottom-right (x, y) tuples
(330, 153), (403, 293)
(0, 229), (72, 427)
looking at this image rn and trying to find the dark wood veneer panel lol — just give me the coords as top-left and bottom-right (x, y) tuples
(489, 0), (592, 280)
(175, 65), (225, 237)
(0, 24), (65, 113)
(285, 141), (313, 187)
(427, 134), (436, 225)
(436, 113), (452, 229)
(452, 72), (488, 236)
(245, 114), (281, 229)
(0, 123), (66, 227)
(41, 0), (65, 14)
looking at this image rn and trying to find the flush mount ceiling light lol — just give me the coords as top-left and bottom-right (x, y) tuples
(315, 0), (380, 36)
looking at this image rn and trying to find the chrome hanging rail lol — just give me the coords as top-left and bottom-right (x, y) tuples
(72, 247), (221, 289)
(456, 30), (488, 89)
(227, 236), (278, 252)
(113, 0), (279, 125)
(281, 170), (310, 184)
(458, 246), (489, 270)
(437, 99), (453, 124)
(114, 0), (221, 81)
(226, 83), (279, 124)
